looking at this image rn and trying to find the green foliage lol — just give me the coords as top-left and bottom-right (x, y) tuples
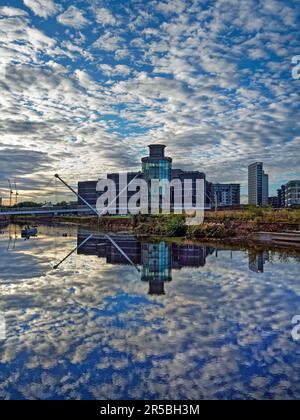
(132, 209), (300, 239)
(205, 208), (300, 224)
(55, 201), (68, 207)
(134, 214), (187, 237)
(188, 223), (236, 239)
(13, 202), (42, 208)
(164, 214), (187, 236)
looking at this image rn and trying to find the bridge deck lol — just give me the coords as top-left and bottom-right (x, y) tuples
(0, 206), (212, 217)
(0, 207), (95, 216)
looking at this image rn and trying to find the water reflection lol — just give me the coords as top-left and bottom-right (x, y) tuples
(77, 231), (216, 295)
(77, 230), (277, 294)
(249, 250), (270, 273)
(0, 224), (300, 400)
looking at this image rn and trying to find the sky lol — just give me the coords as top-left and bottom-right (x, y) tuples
(0, 0), (299, 203)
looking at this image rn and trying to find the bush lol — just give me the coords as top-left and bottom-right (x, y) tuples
(188, 223), (234, 239)
(134, 214), (187, 236)
(164, 215), (187, 236)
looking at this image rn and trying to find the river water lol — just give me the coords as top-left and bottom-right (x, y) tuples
(0, 224), (300, 400)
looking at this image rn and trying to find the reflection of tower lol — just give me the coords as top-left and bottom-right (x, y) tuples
(141, 242), (172, 295)
(249, 250), (270, 273)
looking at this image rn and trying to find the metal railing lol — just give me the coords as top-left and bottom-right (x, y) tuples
(0, 205), (95, 216)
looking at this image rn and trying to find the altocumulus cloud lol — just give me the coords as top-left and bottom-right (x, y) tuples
(57, 6), (89, 29)
(23, 0), (61, 19)
(0, 0), (300, 202)
(95, 7), (117, 26)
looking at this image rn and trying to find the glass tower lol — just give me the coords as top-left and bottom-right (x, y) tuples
(141, 145), (172, 212)
(248, 162), (269, 207)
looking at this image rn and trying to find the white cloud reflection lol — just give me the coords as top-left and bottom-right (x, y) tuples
(0, 226), (300, 399)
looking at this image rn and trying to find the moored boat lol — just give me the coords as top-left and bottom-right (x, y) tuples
(21, 226), (38, 237)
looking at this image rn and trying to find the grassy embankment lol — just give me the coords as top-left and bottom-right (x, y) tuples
(188, 207), (300, 240)
(11, 214), (135, 232)
(11, 208), (300, 241)
(133, 208), (300, 240)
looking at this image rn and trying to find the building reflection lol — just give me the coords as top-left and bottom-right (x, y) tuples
(141, 242), (172, 295)
(249, 250), (270, 273)
(77, 231), (215, 295)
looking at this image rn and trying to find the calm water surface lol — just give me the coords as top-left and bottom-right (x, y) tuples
(0, 224), (300, 400)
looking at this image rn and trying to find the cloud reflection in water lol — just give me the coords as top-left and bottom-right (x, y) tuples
(0, 225), (300, 400)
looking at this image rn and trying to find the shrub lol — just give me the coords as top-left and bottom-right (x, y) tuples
(164, 215), (187, 236)
(134, 214), (187, 236)
(188, 223), (234, 239)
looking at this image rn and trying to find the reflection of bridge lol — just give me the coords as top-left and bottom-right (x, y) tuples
(0, 206), (95, 216)
(77, 232), (215, 295)
(76, 232), (271, 293)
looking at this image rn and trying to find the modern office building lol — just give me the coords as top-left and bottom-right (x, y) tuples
(142, 145), (172, 183)
(285, 180), (300, 207)
(142, 145), (172, 211)
(107, 171), (143, 214)
(78, 145), (217, 213)
(263, 173), (269, 207)
(277, 185), (286, 208)
(212, 184), (241, 207)
(274, 181), (300, 208)
(248, 162), (269, 207)
(171, 169), (207, 210)
(78, 180), (98, 207)
(268, 196), (279, 208)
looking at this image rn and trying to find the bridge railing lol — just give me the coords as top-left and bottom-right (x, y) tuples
(0, 205), (93, 214)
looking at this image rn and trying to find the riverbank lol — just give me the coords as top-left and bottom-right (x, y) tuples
(8, 215), (135, 232)
(8, 208), (300, 247)
(132, 210), (300, 238)
(187, 208), (300, 244)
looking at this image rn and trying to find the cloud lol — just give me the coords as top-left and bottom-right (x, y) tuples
(23, 0), (61, 19)
(95, 7), (117, 26)
(0, 6), (28, 18)
(0, 147), (53, 173)
(156, 0), (186, 16)
(93, 31), (124, 51)
(99, 64), (131, 77)
(0, 0), (299, 200)
(1, 0), (300, 401)
(57, 6), (89, 29)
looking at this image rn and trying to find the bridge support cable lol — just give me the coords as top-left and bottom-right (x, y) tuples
(104, 234), (140, 273)
(54, 174), (99, 216)
(54, 172), (142, 218)
(53, 232), (140, 275)
(98, 171), (142, 217)
(53, 234), (94, 270)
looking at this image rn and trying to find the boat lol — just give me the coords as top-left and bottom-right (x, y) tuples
(21, 226), (38, 237)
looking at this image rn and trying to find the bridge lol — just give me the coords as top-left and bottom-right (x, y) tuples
(0, 205), (212, 217)
(0, 205), (95, 216)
